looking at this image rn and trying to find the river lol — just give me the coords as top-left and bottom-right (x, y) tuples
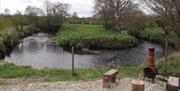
(5, 33), (164, 69)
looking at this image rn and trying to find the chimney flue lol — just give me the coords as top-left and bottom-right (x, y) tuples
(147, 48), (155, 67)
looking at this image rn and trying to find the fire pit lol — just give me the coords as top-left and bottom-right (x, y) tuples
(143, 48), (158, 83)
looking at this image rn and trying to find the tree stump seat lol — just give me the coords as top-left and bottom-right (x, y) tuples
(167, 76), (179, 91)
(102, 69), (118, 88)
(131, 80), (145, 91)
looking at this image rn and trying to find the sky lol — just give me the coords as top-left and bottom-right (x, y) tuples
(0, 0), (94, 17)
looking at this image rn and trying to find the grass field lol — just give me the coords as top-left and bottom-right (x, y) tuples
(0, 61), (143, 81)
(57, 24), (138, 49)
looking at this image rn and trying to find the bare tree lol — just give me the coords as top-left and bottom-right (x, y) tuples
(169, 0), (180, 49)
(94, 0), (138, 31)
(141, 0), (180, 74)
(72, 12), (79, 19)
(11, 10), (26, 31)
(25, 5), (43, 16)
(4, 8), (10, 16)
(25, 5), (43, 29)
(123, 6), (146, 31)
(39, 0), (70, 33)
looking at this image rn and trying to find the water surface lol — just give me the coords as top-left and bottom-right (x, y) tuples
(6, 33), (164, 69)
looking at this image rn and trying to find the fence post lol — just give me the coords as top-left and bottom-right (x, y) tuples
(72, 46), (75, 76)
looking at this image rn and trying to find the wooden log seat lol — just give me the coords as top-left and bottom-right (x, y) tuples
(102, 69), (118, 88)
(131, 80), (145, 91)
(167, 76), (179, 91)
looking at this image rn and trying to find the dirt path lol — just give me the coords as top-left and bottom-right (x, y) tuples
(0, 78), (168, 91)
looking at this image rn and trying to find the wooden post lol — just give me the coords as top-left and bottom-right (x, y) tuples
(131, 80), (145, 91)
(72, 46), (75, 76)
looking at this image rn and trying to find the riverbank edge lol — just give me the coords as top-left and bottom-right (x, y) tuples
(56, 24), (139, 51)
(0, 52), (179, 82)
(0, 27), (40, 59)
(129, 27), (177, 49)
(0, 60), (143, 81)
(0, 46), (177, 82)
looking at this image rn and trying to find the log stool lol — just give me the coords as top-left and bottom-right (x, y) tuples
(167, 76), (179, 91)
(131, 80), (145, 91)
(102, 69), (118, 88)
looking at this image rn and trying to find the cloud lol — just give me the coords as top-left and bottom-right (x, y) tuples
(0, 0), (94, 17)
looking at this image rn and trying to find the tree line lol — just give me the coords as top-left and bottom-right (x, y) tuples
(1, 0), (180, 48)
(93, 0), (180, 74)
(1, 0), (70, 34)
(94, 0), (146, 31)
(93, 0), (180, 47)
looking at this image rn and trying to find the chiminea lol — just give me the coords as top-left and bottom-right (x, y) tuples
(143, 48), (158, 83)
(147, 48), (155, 67)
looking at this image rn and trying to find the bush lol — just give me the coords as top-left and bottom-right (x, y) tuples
(0, 39), (7, 54)
(156, 53), (180, 76)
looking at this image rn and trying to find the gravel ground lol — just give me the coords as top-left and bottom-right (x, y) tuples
(0, 78), (171, 91)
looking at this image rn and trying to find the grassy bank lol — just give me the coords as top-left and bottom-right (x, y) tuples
(57, 24), (138, 49)
(130, 27), (177, 45)
(0, 61), (143, 81)
(139, 27), (164, 42)
(0, 52), (179, 81)
(0, 16), (40, 58)
(129, 27), (164, 43)
(0, 26), (38, 58)
(156, 52), (180, 76)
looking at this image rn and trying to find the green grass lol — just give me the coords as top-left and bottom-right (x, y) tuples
(137, 27), (165, 43)
(0, 15), (37, 55)
(140, 27), (164, 38)
(156, 52), (180, 76)
(0, 26), (37, 55)
(131, 27), (177, 44)
(57, 24), (137, 49)
(0, 51), (179, 82)
(0, 61), (143, 81)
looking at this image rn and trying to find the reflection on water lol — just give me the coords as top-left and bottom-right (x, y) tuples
(94, 41), (163, 67)
(6, 33), (164, 69)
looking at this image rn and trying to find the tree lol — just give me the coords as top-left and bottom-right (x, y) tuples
(169, 0), (180, 49)
(4, 8), (10, 16)
(25, 5), (42, 29)
(72, 12), (79, 19)
(141, 0), (180, 74)
(25, 5), (43, 16)
(11, 10), (27, 31)
(123, 6), (146, 31)
(94, 0), (138, 31)
(38, 0), (70, 33)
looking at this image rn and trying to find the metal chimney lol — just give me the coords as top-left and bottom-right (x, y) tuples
(147, 48), (155, 67)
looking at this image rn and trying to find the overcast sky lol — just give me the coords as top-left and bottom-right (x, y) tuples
(0, 0), (94, 17)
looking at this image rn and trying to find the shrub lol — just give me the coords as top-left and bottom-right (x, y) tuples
(156, 53), (180, 76)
